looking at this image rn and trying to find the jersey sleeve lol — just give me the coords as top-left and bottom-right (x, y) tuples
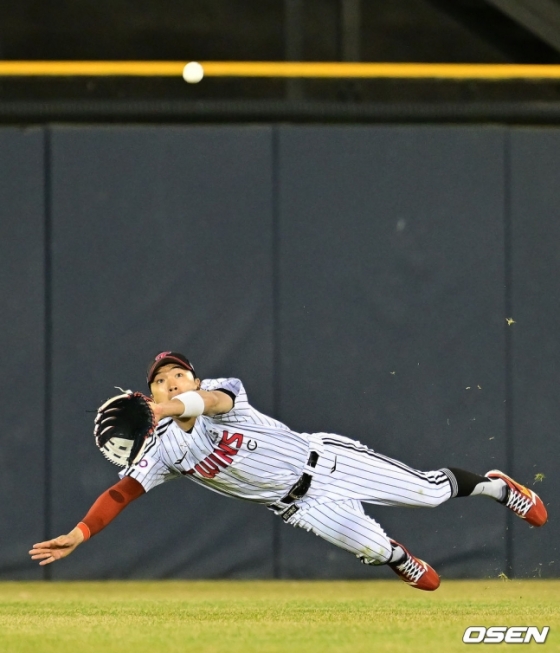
(200, 377), (252, 423)
(201, 377), (244, 399)
(118, 438), (180, 492)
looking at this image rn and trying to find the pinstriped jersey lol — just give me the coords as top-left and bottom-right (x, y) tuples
(119, 378), (311, 503)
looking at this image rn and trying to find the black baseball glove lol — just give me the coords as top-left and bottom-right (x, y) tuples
(94, 390), (156, 467)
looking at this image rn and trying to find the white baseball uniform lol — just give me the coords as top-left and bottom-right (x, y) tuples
(121, 378), (454, 565)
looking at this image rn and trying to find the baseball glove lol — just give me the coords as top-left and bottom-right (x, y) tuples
(94, 390), (156, 467)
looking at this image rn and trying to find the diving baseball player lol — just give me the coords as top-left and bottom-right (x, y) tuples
(29, 352), (548, 590)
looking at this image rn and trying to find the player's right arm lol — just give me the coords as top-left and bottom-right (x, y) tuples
(29, 476), (145, 565)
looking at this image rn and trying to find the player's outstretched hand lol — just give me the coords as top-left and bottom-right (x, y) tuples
(29, 527), (84, 566)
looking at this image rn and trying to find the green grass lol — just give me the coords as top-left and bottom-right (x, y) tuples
(0, 580), (559, 653)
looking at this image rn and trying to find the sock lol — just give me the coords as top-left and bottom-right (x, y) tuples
(471, 478), (508, 502)
(389, 543), (406, 565)
(445, 467), (507, 501)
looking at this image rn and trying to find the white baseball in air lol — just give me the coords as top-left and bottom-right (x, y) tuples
(182, 62), (204, 83)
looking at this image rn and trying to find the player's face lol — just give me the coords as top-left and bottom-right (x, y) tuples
(150, 364), (199, 403)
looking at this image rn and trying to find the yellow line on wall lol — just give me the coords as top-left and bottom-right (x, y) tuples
(203, 62), (560, 79)
(2, 61), (560, 79)
(0, 61), (184, 76)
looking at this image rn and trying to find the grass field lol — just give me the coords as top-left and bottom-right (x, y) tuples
(0, 580), (558, 653)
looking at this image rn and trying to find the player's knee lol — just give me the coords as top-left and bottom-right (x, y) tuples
(427, 494), (449, 508)
(356, 539), (392, 566)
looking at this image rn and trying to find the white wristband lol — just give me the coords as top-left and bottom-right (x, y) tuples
(174, 391), (205, 418)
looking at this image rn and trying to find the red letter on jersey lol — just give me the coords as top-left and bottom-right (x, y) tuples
(185, 431), (244, 479)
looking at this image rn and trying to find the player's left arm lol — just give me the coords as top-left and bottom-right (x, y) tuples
(197, 389), (234, 416)
(152, 390), (233, 421)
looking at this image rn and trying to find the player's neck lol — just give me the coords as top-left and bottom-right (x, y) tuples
(172, 416), (197, 432)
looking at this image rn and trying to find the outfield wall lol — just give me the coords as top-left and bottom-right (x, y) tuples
(0, 125), (556, 580)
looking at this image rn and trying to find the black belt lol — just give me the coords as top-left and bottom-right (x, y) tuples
(279, 451), (319, 505)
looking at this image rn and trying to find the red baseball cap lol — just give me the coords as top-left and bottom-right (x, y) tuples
(146, 351), (197, 385)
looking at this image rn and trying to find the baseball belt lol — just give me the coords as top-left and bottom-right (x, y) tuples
(278, 451), (319, 505)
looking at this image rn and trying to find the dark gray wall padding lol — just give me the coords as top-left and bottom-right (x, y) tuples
(510, 129), (559, 578)
(48, 126), (276, 579)
(0, 124), (555, 580)
(0, 128), (45, 579)
(276, 126), (508, 578)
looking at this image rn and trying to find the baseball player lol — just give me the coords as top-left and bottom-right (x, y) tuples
(30, 351), (547, 590)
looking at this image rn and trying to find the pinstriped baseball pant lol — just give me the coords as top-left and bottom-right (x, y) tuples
(278, 434), (454, 565)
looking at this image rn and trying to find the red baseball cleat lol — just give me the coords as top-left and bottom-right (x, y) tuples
(486, 470), (548, 527)
(388, 539), (440, 591)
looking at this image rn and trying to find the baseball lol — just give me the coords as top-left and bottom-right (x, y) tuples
(182, 62), (204, 84)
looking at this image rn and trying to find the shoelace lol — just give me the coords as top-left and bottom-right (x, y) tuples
(396, 556), (425, 583)
(506, 487), (533, 517)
